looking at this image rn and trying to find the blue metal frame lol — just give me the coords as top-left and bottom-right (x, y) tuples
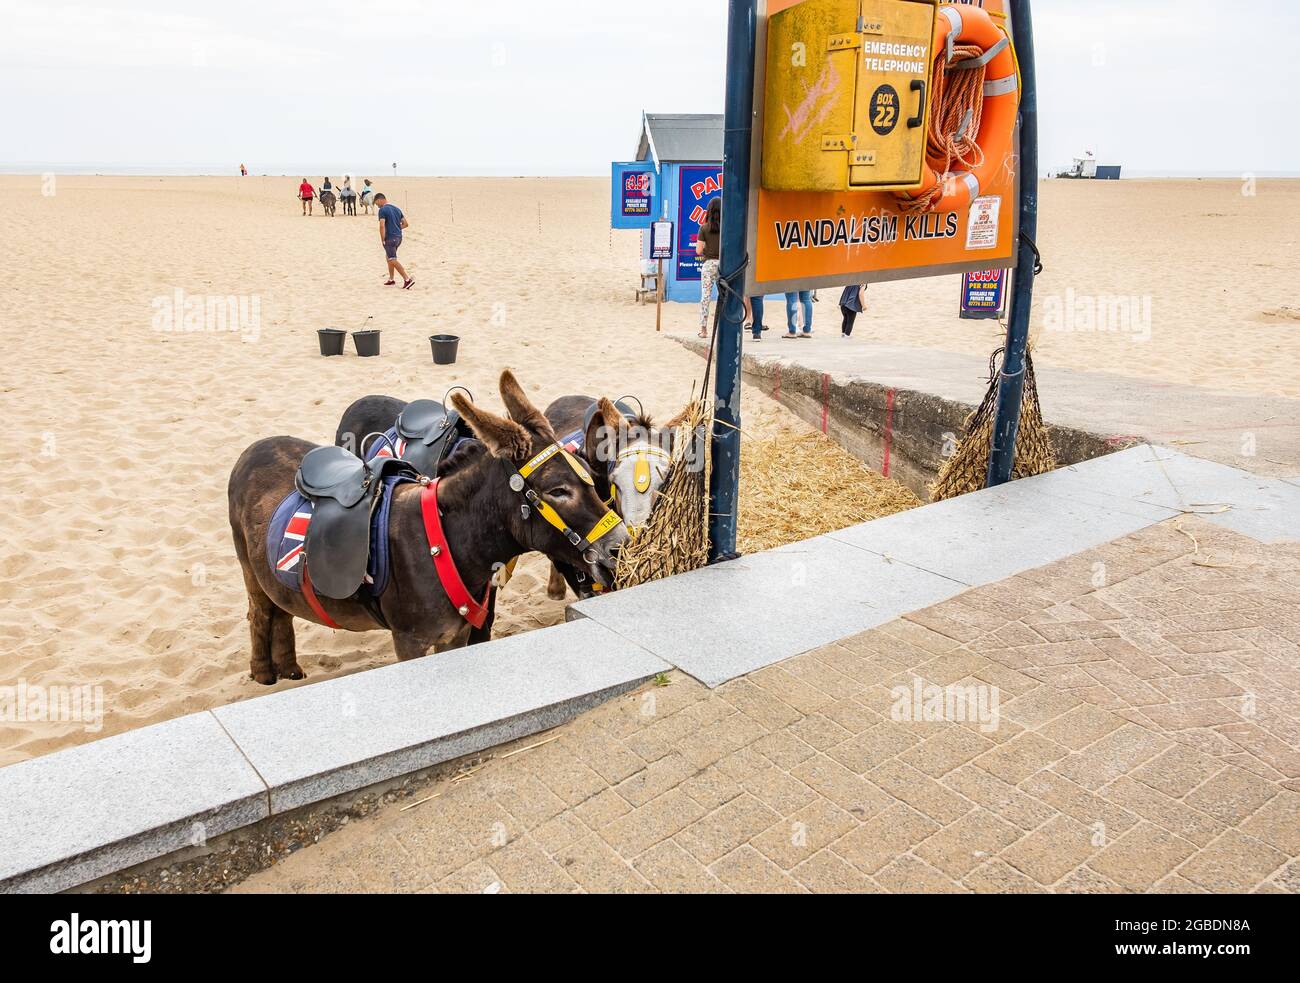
(709, 0), (1039, 559)
(986, 0), (1039, 487)
(707, 0), (757, 563)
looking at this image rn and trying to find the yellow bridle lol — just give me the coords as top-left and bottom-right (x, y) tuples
(509, 443), (623, 548)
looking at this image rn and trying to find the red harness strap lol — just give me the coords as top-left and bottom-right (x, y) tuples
(301, 565), (341, 629)
(420, 479), (491, 629)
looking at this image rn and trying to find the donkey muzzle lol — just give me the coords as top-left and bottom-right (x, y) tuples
(582, 522), (628, 590)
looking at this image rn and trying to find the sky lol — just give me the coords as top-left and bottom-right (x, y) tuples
(3, 0), (1298, 176)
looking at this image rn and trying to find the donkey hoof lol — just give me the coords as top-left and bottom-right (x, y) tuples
(279, 665), (306, 681)
(252, 669), (277, 685)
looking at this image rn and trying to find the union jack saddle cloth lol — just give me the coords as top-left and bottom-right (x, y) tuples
(267, 445), (419, 603)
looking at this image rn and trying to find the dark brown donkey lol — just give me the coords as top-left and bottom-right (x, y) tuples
(228, 371), (628, 684)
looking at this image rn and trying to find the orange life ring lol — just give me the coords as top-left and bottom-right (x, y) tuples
(898, 4), (1020, 213)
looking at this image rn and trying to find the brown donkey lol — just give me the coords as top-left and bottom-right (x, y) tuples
(228, 371), (628, 684)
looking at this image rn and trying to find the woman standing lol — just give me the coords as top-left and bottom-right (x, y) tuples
(839, 283), (869, 337)
(695, 197), (722, 339)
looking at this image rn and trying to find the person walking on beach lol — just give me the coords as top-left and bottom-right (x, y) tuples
(374, 193), (413, 289)
(839, 283), (868, 337)
(783, 290), (813, 338)
(240, 163), (247, 177)
(695, 197), (721, 338)
(298, 178), (315, 215)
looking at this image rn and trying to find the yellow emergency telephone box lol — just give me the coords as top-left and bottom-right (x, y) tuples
(762, 0), (938, 193)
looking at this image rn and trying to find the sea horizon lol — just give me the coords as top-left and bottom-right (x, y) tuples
(2, 163), (1299, 180)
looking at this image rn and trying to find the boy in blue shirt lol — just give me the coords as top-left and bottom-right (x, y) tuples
(374, 194), (413, 289)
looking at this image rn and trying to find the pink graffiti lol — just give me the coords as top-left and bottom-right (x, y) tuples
(779, 56), (842, 144)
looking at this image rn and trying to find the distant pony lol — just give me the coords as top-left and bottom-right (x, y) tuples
(339, 175), (357, 216)
(319, 189), (337, 216)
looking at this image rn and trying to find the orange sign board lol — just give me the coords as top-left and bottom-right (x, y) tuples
(746, 0), (1019, 295)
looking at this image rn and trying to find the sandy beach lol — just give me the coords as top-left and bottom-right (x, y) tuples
(0, 175), (1296, 766)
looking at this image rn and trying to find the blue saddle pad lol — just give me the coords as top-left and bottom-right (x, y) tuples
(266, 475), (412, 598)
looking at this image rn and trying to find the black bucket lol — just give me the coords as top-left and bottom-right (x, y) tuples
(430, 334), (459, 365)
(352, 330), (382, 357)
(318, 328), (346, 356)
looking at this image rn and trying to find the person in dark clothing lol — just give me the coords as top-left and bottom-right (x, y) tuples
(839, 283), (868, 337)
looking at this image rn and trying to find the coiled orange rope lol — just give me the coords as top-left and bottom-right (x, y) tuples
(902, 43), (987, 214)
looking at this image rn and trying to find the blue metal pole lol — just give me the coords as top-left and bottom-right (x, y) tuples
(986, 0), (1038, 487)
(708, 0), (757, 562)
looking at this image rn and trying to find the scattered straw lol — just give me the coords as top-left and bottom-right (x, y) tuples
(399, 792), (442, 812)
(1174, 517), (1248, 570)
(500, 735), (561, 759)
(451, 764), (485, 785)
(615, 399), (922, 587)
(737, 428), (920, 554)
(930, 347), (1057, 502)
(1173, 519), (1201, 553)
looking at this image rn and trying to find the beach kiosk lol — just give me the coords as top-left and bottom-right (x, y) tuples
(611, 113), (724, 304)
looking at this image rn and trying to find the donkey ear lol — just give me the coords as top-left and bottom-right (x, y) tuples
(451, 393), (532, 462)
(497, 369), (556, 440)
(585, 397), (628, 470)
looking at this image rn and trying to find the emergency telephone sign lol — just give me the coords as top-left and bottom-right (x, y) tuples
(762, 0), (938, 193)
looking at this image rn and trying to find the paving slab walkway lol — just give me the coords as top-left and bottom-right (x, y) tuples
(231, 517), (1300, 893)
(568, 445), (1300, 688)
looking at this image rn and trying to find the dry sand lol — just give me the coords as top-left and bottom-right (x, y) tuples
(0, 175), (894, 765)
(0, 175), (1295, 766)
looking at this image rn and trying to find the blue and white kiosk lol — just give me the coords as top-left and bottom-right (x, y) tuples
(612, 113), (725, 304)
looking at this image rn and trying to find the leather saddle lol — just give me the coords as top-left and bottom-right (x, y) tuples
(392, 399), (465, 477)
(295, 445), (418, 599)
